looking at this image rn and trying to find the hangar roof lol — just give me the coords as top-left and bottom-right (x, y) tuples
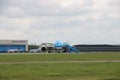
(0, 40), (28, 45)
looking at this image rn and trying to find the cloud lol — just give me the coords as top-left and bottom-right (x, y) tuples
(0, 0), (120, 44)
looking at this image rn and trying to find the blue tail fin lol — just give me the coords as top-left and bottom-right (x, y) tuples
(65, 44), (80, 53)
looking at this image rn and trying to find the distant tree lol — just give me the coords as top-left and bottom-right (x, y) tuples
(28, 44), (39, 50)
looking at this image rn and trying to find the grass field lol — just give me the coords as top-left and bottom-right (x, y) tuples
(0, 52), (120, 62)
(0, 52), (120, 80)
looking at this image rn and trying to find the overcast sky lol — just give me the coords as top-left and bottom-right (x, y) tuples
(0, 0), (120, 45)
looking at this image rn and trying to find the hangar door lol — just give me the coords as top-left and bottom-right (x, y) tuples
(0, 45), (26, 52)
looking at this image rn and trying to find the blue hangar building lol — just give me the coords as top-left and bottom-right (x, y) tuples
(0, 40), (28, 53)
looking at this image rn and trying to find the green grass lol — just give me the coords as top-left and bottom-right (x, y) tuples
(0, 52), (120, 62)
(0, 63), (120, 80)
(0, 52), (120, 80)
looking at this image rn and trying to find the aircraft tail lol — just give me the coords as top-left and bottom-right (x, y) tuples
(64, 44), (80, 53)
